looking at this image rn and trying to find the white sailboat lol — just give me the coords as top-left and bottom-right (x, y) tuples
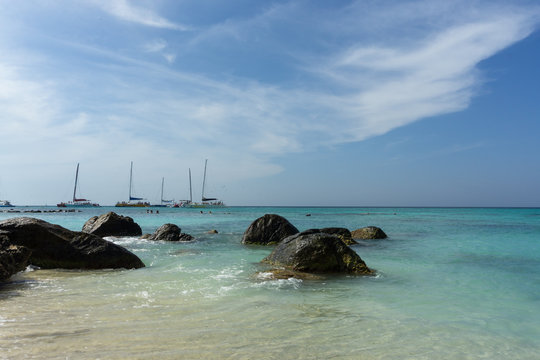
(115, 162), (150, 207)
(188, 159), (225, 208)
(57, 163), (100, 207)
(0, 199), (13, 207)
(154, 177), (173, 207)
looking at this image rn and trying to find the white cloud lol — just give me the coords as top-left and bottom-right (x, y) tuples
(143, 39), (167, 53)
(318, 8), (538, 141)
(91, 0), (190, 31)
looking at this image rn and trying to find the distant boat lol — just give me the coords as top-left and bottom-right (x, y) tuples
(153, 177), (173, 207)
(57, 163), (100, 207)
(115, 162), (150, 207)
(171, 168), (193, 208)
(0, 199), (13, 207)
(187, 159), (225, 208)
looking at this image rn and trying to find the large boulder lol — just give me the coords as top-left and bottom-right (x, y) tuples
(0, 217), (144, 269)
(319, 227), (357, 245)
(351, 226), (387, 240)
(146, 223), (194, 242)
(0, 235), (32, 281)
(242, 214), (299, 245)
(262, 232), (374, 275)
(82, 212), (142, 237)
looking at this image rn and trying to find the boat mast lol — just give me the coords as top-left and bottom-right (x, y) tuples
(129, 161), (133, 200)
(189, 168), (193, 203)
(73, 163), (80, 202)
(202, 159), (208, 201)
(161, 177), (164, 205)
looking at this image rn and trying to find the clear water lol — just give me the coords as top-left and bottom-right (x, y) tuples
(1, 207), (539, 359)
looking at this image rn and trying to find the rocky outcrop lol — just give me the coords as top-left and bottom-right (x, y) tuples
(146, 223), (194, 242)
(82, 212), (142, 237)
(351, 226), (387, 240)
(262, 232), (374, 275)
(0, 235), (32, 281)
(319, 227), (357, 245)
(0, 217), (144, 269)
(295, 228), (357, 245)
(242, 214), (299, 245)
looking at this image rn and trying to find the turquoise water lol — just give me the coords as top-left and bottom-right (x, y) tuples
(1, 207), (539, 359)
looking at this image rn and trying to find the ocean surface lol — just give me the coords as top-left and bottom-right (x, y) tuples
(1, 206), (539, 359)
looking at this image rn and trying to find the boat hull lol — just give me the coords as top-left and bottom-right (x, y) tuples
(115, 202), (150, 207)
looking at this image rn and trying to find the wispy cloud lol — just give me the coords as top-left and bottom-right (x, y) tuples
(91, 0), (190, 31)
(143, 39), (167, 53)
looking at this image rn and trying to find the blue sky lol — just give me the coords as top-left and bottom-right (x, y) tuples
(1, 0), (539, 206)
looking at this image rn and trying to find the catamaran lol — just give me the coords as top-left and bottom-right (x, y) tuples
(153, 177), (173, 207)
(115, 162), (150, 207)
(0, 199), (13, 207)
(171, 168), (193, 208)
(187, 159), (225, 208)
(57, 163), (100, 207)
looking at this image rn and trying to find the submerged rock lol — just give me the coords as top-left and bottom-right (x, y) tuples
(262, 232), (374, 275)
(146, 223), (194, 242)
(82, 212), (142, 237)
(351, 226), (387, 240)
(0, 235), (32, 281)
(242, 214), (299, 245)
(0, 217), (144, 270)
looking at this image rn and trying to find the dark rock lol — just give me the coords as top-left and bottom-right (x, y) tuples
(82, 212), (142, 237)
(242, 214), (299, 245)
(320, 227), (358, 245)
(0, 217), (144, 269)
(146, 224), (194, 242)
(0, 235), (32, 281)
(177, 233), (194, 242)
(297, 228), (357, 245)
(351, 226), (387, 239)
(262, 232), (374, 275)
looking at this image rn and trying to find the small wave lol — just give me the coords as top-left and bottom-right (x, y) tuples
(252, 277), (303, 290)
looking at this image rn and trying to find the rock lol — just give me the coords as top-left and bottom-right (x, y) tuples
(177, 233), (194, 242)
(0, 217), (144, 269)
(207, 229), (218, 234)
(242, 214), (299, 245)
(319, 227), (358, 245)
(146, 224), (194, 242)
(0, 235), (32, 281)
(351, 226), (387, 240)
(140, 233), (152, 239)
(82, 212), (142, 237)
(296, 228), (357, 245)
(262, 232), (374, 275)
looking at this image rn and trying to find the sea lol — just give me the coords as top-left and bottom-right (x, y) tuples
(1, 206), (539, 359)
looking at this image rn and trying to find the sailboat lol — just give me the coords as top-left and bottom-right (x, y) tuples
(153, 177), (173, 207)
(115, 162), (150, 207)
(0, 199), (13, 207)
(57, 163), (100, 207)
(171, 169), (193, 208)
(187, 159), (225, 208)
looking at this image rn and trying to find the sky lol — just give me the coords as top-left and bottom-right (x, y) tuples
(1, 0), (539, 207)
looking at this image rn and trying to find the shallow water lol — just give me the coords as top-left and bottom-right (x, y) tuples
(1, 207), (539, 359)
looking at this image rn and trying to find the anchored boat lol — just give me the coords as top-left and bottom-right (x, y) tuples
(57, 163), (100, 207)
(115, 162), (150, 207)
